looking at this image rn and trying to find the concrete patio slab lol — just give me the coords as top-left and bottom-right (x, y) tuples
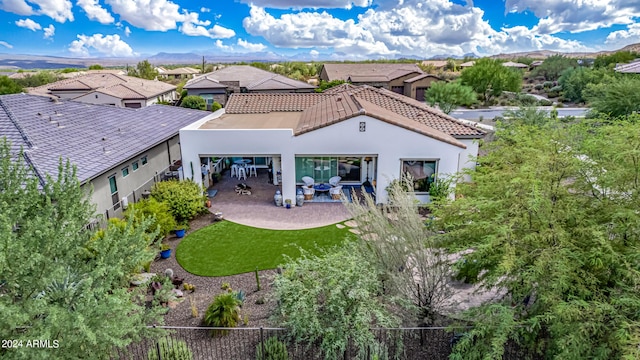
(206, 169), (351, 230)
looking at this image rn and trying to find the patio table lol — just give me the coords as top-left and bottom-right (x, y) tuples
(234, 159), (252, 166)
(313, 184), (331, 192)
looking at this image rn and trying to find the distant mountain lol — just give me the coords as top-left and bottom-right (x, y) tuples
(490, 43), (640, 59)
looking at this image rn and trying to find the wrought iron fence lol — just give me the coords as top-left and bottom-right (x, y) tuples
(112, 326), (535, 360)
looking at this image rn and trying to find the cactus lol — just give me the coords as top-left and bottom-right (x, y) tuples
(164, 268), (174, 278)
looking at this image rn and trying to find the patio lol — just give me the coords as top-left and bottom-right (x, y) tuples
(206, 168), (353, 230)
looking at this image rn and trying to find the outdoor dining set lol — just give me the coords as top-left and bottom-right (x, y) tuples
(230, 159), (257, 180)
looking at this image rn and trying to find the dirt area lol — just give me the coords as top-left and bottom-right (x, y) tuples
(149, 212), (279, 328)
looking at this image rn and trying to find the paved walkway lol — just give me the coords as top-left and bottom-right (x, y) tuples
(207, 169), (351, 230)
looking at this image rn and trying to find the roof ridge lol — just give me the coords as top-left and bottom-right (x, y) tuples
(0, 97), (34, 149)
(114, 83), (145, 97)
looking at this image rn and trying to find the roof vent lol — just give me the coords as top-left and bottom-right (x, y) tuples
(336, 97), (342, 102)
(102, 137), (107, 141)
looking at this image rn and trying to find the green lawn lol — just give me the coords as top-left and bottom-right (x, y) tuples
(176, 220), (355, 277)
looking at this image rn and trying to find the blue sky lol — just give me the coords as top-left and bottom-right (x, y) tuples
(0, 0), (639, 59)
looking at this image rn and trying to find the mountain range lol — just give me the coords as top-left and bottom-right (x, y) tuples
(1, 43), (638, 70)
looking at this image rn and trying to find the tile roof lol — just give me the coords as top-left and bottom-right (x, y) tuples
(0, 94), (211, 184)
(163, 67), (201, 75)
(28, 73), (176, 100)
(615, 60), (640, 73)
(404, 73), (441, 83)
(502, 61), (529, 68)
(321, 63), (423, 82)
(185, 65), (315, 91)
(223, 84), (485, 145)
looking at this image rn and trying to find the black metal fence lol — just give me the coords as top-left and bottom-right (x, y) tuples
(113, 326), (533, 360)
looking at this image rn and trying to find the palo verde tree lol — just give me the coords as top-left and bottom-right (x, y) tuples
(530, 54), (578, 81)
(0, 139), (164, 359)
(582, 76), (640, 118)
(425, 80), (476, 114)
(128, 60), (158, 80)
(459, 58), (522, 105)
(346, 177), (453, 324)
(434, 118), (640, 360)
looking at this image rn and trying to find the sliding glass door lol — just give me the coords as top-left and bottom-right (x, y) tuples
(295, 156), (364, 183)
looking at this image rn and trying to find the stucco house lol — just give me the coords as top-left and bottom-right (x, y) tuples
(28, 72), (178, 108)
(319, 63), (440, 101)
(184, 65), (316, 109)
(0, 93), (214, 220)
(179, 84), (485, 204)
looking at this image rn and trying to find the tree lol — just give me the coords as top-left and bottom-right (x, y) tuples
(459, 58), (522, 104)
(0, 75), (23, 94)
(594, 51), (638, 68)
(0, 139), (163, 359)
(88, 64), (104, 70)
(125, 197), (177, 242)
(558, 67), (611, 103)
(128, 60), (158, 80)
(13, 71), (60, 88)
(530, 55), (578, 81)
(179, 95), (206, 110)
(273, 243), (399, 360)
(583, 76), (640, 118)
(315, 79), (345, 93)
(425, 81), (476, 114)
(150, 179), (206, 224)
(434, 119), (640, 359)
(346, 178), (453, 324)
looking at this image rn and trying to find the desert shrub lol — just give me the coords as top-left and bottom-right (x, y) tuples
(180, 95), (205, 110)
(211, 101), (222, 111)
(516, 94), (538, 106)
(147, 338), (193, 360)
(543, 81), (554, 88)
(256, 337), (289, 360)
(203, 292), (241, 335)
(151, 180), (206, 224)
(534, 83), (544, 90)
(549, 85), (563, 93)
(538, 99), (553, 106)
(126, 198), (177, 242)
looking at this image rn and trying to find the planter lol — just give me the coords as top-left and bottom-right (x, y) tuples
(160, 249), (171, 259)
(175, 229), (186, 238)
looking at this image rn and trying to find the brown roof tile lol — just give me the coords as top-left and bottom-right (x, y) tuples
(322, 63), (423, 82)
(223, 85), (485, 143)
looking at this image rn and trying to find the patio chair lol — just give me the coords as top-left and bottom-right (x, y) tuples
(329, 176), (342, 187)
(230, 164), (239, 178)
(237, 167), (247, 180)
(247, 164), (257, 177)
(302, 186), (315, 200)
(301, 176), (315, 187)
(329, 185), (343, 200)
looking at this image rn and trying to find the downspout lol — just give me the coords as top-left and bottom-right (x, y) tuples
(167, 140), (171, 165)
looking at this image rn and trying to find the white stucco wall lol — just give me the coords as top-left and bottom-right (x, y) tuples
(73, 92), (121, 106)
(180, 112), (480, 203)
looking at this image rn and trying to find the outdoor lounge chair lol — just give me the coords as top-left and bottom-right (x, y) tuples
(301, 176), (315, 187)
(329, 185), (343, 200)
(329, 176), (342, 187)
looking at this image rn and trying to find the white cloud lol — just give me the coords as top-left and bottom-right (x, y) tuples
(77, 0), (114, 24)
(239, 0), (373, 9)
(605, 23), (640, 48)
(0, 0), (34, 15)
(68, 33), (134, 57)
(43, 24), (55, 38)
(505, 0), (640, 34)
(237, 38), (267, 52)
(200, 6), (210, 12)
(215, 39), (232, 50)
(106, 0), (184, 31)
(243, 1), (592, 58)
(309, 49), (319, 58)
(16, 18), (42, 31)
(124, 26), (131, 37)
(0, 40), (13, 48)
(179, 20), (236, 39)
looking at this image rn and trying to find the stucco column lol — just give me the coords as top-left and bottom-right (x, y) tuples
(279, 152), (297, 206)
(181, 151), (202, 187)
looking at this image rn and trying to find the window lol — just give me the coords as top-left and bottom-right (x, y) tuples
(200, 94), (214, 105)
(108, 175), (118, 195)
(295, 156), (363, 183)
(141, 156), (148, 165)
(401, 160), (437, 193)
(122, 166), (129, 177)
(132, 161), (139, 171)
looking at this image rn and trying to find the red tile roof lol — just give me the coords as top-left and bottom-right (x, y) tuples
(223, 85), (485, 146)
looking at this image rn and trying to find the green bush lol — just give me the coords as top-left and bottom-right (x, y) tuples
(256, 337), (289, 360)
(534, 83), (544, 90)
(203, 292), (241, 335)
(549, 85), (563, 93)
(538, 99), (553, 106)
(211, 101), (222, 111)
(147, 338), (193, 360)
(180, 95), (205, 110)
(543, 81), (554, 88)
(126, 198), (177, 242)
(151, 180), (206, 224)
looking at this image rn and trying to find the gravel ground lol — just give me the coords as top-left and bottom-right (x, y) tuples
(149, 212), (279, 328)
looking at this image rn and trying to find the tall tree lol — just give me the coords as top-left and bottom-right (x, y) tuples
(435, 119), (640, 360)
(583, 76), (640, 118)
(128, 60), (158, 80)
(0, 139), (163, 359)
(530, 55), (578, 81)
(0, 76), (23, 94)
(425, 80), (476, 114)
(558, 66), (611, 103)
(459, 58), (522, 104)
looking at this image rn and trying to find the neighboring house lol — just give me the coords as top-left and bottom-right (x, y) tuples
(502, 61), (529, 69)
(0, 93), (215, 220)
(318, 63), (436, 101)
(157, 67), (201, 79)
(459, 61), (476, 68)
(28, 73), (178, 108)
(184, 65), (316, 109)
(179, 84), (485, 204)
(420, 60), (448, 70)
(614, 59), (640, 73)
